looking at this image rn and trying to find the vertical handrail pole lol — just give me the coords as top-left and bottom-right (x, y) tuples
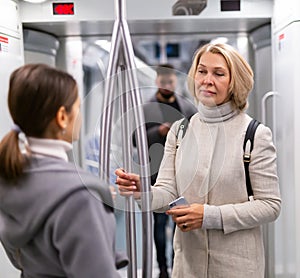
(99, 1), (153, 277)
(119, 1), (153, 277)
(99, 20), (121, 182)
(261, 90), (278, 278)
(119, 64), (138, 278)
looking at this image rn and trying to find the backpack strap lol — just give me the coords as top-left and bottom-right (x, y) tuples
(243, 119), (260, 201)
(176, 117), (260, 201)
(176, 117), (189, 149)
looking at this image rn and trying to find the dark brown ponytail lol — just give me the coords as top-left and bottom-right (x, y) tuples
(0, 130), (29, 180)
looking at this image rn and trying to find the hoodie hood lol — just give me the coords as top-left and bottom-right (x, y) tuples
(0, 157), (113, 249)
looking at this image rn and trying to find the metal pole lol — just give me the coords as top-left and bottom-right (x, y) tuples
(119, 63), (138, 278)
(99, 0), (153, 277)
(120, 17), (153, 278)
(261, 91), (278, 125)
(261, 90), (278, 278)
(99, 20), (121, 182)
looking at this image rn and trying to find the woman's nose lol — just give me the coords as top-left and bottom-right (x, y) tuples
(203, 74), (213, 85)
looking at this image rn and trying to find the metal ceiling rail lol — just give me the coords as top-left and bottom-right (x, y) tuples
(98, 0), (153, 277)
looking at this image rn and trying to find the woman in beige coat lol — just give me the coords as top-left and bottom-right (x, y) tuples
(116, 43), (281, 278)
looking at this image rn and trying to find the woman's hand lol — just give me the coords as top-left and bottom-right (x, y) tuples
(115, 168), (141, 199)
(166, 203), (204, 232)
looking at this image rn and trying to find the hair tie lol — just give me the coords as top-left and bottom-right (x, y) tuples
(11, 124), (28, 154)
(12, 124), (22, 134)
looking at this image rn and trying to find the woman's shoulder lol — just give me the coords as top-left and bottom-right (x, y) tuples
(236, 113), (273, 143)
(26, 157), (113, 205)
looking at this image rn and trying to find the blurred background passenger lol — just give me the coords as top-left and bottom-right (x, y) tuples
(134, 63), (197, 278)
(0, 64), (128, 277)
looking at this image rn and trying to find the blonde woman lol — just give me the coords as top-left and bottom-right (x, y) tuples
(116, 43), (281, 278)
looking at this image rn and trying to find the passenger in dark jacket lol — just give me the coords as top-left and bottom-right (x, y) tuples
(135, 64), (197, 278)
(0, 63), (128, 277)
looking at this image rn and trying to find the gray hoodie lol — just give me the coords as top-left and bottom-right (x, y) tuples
(0, 157), (128, 277)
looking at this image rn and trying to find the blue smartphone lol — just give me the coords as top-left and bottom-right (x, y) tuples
(169, 196), (188, 209)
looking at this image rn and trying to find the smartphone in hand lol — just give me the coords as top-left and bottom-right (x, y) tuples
(169, 196), (189, 209)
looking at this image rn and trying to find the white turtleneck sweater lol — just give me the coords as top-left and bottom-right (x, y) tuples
(27, 137), (73, 162)
(197, 102), (238, 229)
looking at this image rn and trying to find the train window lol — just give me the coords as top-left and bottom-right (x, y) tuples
(155, 43), (180, 58)
(166, 43), (180, 58)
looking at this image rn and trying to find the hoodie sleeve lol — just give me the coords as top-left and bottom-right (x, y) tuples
(50, 187), (125, 277)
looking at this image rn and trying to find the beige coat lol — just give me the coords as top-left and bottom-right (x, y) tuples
(151, 111), (281, 278)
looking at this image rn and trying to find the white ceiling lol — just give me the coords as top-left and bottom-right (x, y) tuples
(23, 17), (270, 38)
(20, 0), (272, 38)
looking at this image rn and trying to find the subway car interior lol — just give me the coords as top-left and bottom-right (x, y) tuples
(0, 0), (299, 277)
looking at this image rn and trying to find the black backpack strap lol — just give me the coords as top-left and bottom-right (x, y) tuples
(243, 119), (260, 200)
(176, 117), (189, 149)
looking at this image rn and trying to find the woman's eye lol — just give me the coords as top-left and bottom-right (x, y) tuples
(215, 72), (225, 76)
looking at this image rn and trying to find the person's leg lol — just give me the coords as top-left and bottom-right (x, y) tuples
(153, 212), (169, 277)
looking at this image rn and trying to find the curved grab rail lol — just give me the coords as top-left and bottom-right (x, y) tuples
(99, 1), (153, 277)
(261, 91), (278, 125)
(119, 64), (138, 278)
(99, 20), (121, 183)
(121, 15), (153, 278)
(261, 90), (278, 278)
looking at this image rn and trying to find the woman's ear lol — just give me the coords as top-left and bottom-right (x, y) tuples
(56, 106), (68, 131)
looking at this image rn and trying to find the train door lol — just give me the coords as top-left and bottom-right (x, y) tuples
(0, 1), (24, 277)
(272, 0), (300, 276)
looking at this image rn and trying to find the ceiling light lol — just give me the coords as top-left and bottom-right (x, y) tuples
(210, 37), (229, 44)
(22, 0), (48, 3)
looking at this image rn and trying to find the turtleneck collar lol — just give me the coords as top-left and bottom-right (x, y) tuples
(197, 101), (238, 123)
(27, 137), (73, 162)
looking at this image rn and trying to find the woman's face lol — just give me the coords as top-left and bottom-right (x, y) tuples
(194, 52), (231, 107)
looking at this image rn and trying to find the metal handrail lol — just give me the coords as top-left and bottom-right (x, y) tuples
(261, 91), (278, 125)
(120, 63), (137, 278)
(99, 0), (153, 277)
(260, 90), (278, 278)
(99, 20), (121, 183)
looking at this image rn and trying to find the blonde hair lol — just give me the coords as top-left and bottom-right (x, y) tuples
(187, 43), (254, 111)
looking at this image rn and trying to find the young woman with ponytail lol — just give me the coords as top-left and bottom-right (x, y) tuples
(0, 64), (127, 277)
